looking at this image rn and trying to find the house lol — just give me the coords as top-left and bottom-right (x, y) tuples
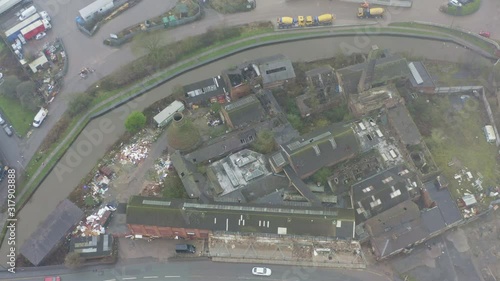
(126, 196), (356, 239)
(296, 66), (343, 117)
(183, 76), (228, 107)
(220, 95), (265, 129)
(69, 234), (114, 260)
(256, 55), (296, 89)
(387, 103), (422, 146)
(20, 199), (84, 266)
(408, 62), (436, 93)
(270, 123), (359, 179)
(170, 150), (203, 198)
(351, 165), (420, 223)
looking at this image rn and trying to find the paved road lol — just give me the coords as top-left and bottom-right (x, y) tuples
(0, 260), (391, 281)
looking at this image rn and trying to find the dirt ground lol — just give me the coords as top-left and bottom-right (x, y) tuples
(118, 238), (205, 262)
(463, 211), (500, 281)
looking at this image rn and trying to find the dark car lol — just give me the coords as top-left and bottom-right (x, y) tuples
(175, 244), (196, 254)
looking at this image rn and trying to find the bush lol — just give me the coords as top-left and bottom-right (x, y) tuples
(67, 93), (94, 117)
(125, 111), (146, 133)
(209, 0), (255, 14)
(39, 114), (71, 151)
(441, 0), (481, 16)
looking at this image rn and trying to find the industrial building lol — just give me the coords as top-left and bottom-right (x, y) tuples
(69, 234), (114, 260)
(153, 100), (185, 127)
(183, 76), (228, 107)
(78, 0), (114, 22)
(220, 95), (265, 129)
(126, 196), (356, 239)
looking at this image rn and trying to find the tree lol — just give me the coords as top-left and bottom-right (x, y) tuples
(133, 31), (166, 67)
(287, 113), (303, 131)
(64, 252), (83, 269)
(0, 76), (20, 99)
(68, 93), (93, 117)
(251, 130), (276, 154)
(125, 111), (146, 133)
(312, 167), (332, 186)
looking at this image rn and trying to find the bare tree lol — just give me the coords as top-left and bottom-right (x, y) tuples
(64, 252), (84, 269)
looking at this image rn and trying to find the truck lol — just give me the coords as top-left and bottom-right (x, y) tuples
(357, 7), (385, 18)
(18, 5), (36, 21)
(5, 13), (41, 42)
(20, 19), (51, 40)
(314, 14), (335, 25)
(0, 0), (22, 15)
(277, 17), (297, 28)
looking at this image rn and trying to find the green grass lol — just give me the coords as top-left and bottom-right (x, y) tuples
(0, 95), (34, 136)
(442, 0), (481, 16)
(390, 22), (496, 55)
(408, 97), (498, 199)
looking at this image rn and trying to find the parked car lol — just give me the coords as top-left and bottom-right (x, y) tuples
(252, 267), (272, 276)
(44, 277), (61, 281)
(479, 31), (491, 38)
(449, 0), (462, 6)
(35, 32), (47, 40)
(0, 115), (5, 125)
(2, 124), (12, 137)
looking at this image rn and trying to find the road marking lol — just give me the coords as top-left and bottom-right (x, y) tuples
(144, 277), (158, 279)
(123, 278), (137, 280)
(104, 279), (116, 281)
(164, 276), (180, 278)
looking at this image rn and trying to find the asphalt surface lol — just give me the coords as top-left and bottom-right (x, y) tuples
(0, 260), (391, 281)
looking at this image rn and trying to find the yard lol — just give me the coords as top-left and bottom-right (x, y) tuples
(407, 94), (498, 199)
(0, 95), (34, 136)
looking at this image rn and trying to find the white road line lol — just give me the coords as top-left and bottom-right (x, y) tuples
(164, 276), (180, 278)
(104, 279), (116, 281)
(144, 277), (158, 279)
(123, 278), (137, 280)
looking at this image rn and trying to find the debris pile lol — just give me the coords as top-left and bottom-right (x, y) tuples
(117, 135), (153, 165)
(153, 155), (172, 184)
(141, 183), (163, 197)
(73, 206), (114, 237)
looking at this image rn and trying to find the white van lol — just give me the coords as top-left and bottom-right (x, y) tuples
(18, 6), (37, 21)
(39, 11), (51, 22)
(33, 108), (48, 127)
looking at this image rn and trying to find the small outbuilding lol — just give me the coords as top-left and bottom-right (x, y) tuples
(484, 125), (496, 143)
(153, 100), (185, 127)
(79, 0), (114, 22)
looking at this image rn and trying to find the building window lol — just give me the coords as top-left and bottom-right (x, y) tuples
(266, 67), (286, 75)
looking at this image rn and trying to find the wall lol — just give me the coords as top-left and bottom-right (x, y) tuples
(128, 224), (210, 239)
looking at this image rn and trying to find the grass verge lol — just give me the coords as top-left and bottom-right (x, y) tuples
(389, 22), (496, 55)
(0, 95), (34, 136)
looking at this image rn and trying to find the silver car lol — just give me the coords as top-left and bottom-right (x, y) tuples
(2, 124), (12, 137)
(0, 115), (5, 125)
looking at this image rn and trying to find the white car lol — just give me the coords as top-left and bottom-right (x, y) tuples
(0, 115), (5, 126)
(252, 267), (271, 276)
(35, 32), (47, 40)
(449, 0), (462, 6)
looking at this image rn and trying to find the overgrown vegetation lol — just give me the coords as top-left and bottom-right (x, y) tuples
(125, 111), (146, 133)
(162, 170), (189, 199)
(209, 0), (255, 14)
(251, 130), (277, 154)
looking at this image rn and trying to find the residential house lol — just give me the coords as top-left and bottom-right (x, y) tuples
(126, 196), (356, 239)
(20, 199), (84, 266)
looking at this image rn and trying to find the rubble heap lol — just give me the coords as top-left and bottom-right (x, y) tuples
(73, 206), (114, 237)
(117, 135), (153, 165)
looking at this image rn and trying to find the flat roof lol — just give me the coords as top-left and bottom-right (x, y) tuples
(153, 100), (184, 125)
(408, 61), (436, 88)
(184, 76), (227, 104)
(258, 56), (296, 85)
(79, 0), (113, 19)
(127, 196), (355, 238)
(223, 95), (265, 128)
(70, 234), (113, 258)
(387, 104), (422, 145)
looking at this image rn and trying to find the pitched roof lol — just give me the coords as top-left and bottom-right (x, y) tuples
(184, 76), (227, 104)
(352, 164), (418, 222)
(70, 234), (114, 259)
(126, 196), (355, 239)
(387, 104), (422, 145)
(223, 95), (265, 128)
(20, 199), (84, 266)
(170, 150), (201, 198)
(365, 201), (429, 259)
(282, 124), (359, 178)
(408, 61), (436, 88)
(425, 181), (462, 226)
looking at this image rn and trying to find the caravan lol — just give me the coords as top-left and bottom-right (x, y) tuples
(33, 107), (48, 127)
